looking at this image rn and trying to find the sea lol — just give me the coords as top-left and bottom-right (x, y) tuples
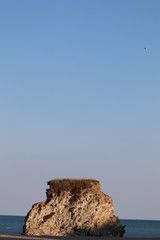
(0, 215), (160, 237)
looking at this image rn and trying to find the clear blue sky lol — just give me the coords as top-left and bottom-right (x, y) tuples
(0, 0), (160, 220)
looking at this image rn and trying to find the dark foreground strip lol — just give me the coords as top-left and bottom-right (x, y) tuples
(1, 235), (160, 240)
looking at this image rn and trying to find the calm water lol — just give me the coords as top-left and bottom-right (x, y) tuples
(0, 215), (160, 237)
(0, 215), (25, 235)
(121, 219), (160, 237)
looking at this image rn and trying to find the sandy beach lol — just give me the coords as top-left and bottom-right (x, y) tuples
(1, 235), (160, 240)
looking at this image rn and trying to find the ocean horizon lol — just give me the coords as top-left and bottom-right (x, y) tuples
(0, 215), (160, 237)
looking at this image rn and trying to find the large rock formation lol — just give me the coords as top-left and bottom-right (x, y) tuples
(23, 179), (124, 237)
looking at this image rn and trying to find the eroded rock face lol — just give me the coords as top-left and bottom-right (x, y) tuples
(23, 179), (124, 237)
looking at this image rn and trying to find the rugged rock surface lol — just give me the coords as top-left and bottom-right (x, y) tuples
(23, 179), (124, 237)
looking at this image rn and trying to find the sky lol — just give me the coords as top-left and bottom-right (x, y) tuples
(0, 0), (160, 220)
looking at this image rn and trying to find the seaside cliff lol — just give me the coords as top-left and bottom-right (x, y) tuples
(23, 179), (124, 237)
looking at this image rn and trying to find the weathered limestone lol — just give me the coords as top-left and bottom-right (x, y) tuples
(23, 179), (124, 237)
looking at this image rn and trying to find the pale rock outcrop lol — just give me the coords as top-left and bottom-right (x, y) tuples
(23, 179), (124, 237)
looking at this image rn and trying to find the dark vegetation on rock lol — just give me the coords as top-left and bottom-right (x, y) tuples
(47, 179), (99, 203)
(47, 178), (99, 193)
